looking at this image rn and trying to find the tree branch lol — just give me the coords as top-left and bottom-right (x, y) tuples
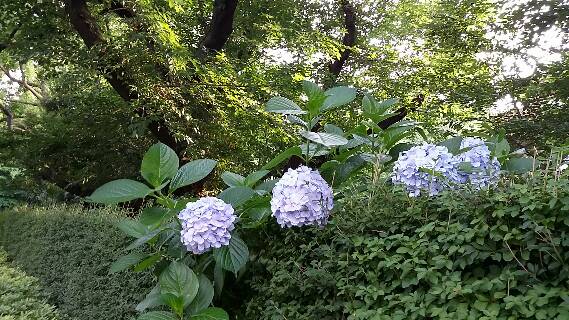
(201, 0), (239, 52)
(327, 0), (356, 80)
(0, 65), (44, 100)
(64, 0), (186, 155)
(0, 103), (13, 130)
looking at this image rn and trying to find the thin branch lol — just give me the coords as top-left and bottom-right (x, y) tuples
(0, 103), (13, 130)
(0, 65), (44, 100)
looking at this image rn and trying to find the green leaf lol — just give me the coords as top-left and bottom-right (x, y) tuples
(302, 80), (322, 98)
(133, 253), (162, 272)
(300, 131), (348, 147)
(141, 143), (179, 187)
(265, 96), (306, 115)
(321, 86), (357, 111)
(190, 307), (229, 320)
(159, 262), (200, 309)
(136, 285), (164, 312)
(138, 311), (178, 320)
(324, 124), (343, 135)
(139, 207), (171, 228)
(126, 228), (164, 250)
(376, 98), (399, 112)
(88, 179), (153, 204)
(504, 157), (536, 173)
(169, 159), (217, 192)
(117, 219), (148, 238)
(439, 136), (463, 155)
(188, 274), (215, 314)
(110, 253), (147, 273)
(220, 171), (245, 187)
(218, 186), (256, 207)
(261, 146), (303, 170)
(213, 235), (249, 275)
(244, 170), (270, 187)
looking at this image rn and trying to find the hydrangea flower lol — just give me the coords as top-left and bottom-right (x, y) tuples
(270, 166), (333, 228)
(392, 144), (460, 197)
(178, 197), (236, 254)
(455, 137), (501, 189)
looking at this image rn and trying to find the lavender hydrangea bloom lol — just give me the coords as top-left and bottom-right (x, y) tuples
(392, 144), (461, 197)
(270, 166), (333, 228)
(178, 197), (236, 254)
(455, 137), (501, 189)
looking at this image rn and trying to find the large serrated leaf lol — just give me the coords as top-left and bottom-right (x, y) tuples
(110, 253), (147, 273)
(300, 131), (349, 147)
(169, 159), (217, 192)
(159, 262), (199, 309)
(265, 96), (306, 114)
(213, 235), (249, 275)
(88, 179), (152, 204)
(141, 143), (179, 187)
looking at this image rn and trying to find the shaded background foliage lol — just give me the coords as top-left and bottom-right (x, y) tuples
(3, 0), (565, 198)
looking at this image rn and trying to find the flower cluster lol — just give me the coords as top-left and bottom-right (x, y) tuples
(178, 197), (236, 254)
(455, 137), (501, 189)
(392, 144), (461, 197)
(270, 166), (333, 227)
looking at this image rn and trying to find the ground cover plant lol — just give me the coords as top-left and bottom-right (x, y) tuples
(0, 205), (153, 320)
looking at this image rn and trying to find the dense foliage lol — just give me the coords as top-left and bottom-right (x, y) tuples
(0, 205), (153, 320)
(245, 175), (569, 319)
(0, 249), (58, 320)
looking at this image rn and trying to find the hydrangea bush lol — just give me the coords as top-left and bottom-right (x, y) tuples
(455, 137), (501, 189)
(392, 144), (461, 196)
(178, 197), (236, 254)
(390, 137), (529, 196)
(270, 166), (333, 227)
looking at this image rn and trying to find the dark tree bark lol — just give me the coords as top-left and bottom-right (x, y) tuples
(64, 0), (187, 155)
(327, 0), (356, 81)
(202, 0), (239, 51)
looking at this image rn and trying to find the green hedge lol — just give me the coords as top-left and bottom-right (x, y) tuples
(244, 178), (569, 319)
(0, 205), (153, 320)
(0, 249), (58, 320)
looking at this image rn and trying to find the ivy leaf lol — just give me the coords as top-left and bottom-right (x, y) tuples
(169, 159), (217, 192)
(141, 143), (179, 187)
(88, 179), (153, 204)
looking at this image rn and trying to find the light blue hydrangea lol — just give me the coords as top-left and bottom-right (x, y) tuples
(455, 137), (501, 189)
(392, 144), (461, 197)
(178, 197), (236, 254)
(270, 166), (333, 228)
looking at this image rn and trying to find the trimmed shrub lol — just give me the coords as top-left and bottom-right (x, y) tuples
(0, 249), (58, 320)
(0, 205), (153, 320)
(244, 177), (569, 319)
